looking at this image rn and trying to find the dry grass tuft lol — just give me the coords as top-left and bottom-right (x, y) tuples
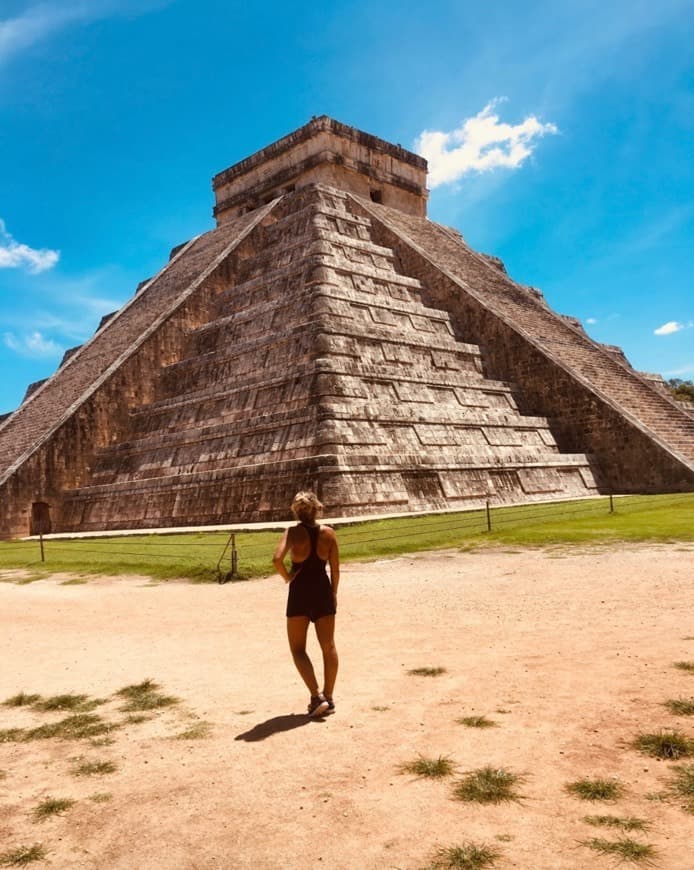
(0, 844), (47, 866)
(664, 698), (694, 716)
(399, 755), (456, 779)
(31, 797), (75, 822)
(667, 764), (694, 813)
(116, 679), (179, 712)
(452, 766), (523, 804)
(456, 715), (496, 728)
(632, 730), (694, 760)
(566, 777), (625, 801)
(425, 842), (500, 869)
(71, 759), (117, 777)
(579, 837), (657, 865)
(2, 693), (41, 708)
(582, 815), (648, 832)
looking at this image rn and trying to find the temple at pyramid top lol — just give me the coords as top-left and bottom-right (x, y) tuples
(212, 115), (429, 224)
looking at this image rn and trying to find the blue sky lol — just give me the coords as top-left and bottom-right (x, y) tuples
(1, 0), (692, 414)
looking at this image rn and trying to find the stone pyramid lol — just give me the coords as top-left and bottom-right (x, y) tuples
(1, 117), (692, 536)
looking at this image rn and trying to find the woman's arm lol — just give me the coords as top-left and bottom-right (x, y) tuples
(272, 529), (293, 583)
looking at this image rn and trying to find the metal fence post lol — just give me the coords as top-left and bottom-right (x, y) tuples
(39, 532), (45, 562)
(231, 534), (238, 577)
(609, 493), (614, 514)
(486, 500), (492, 532)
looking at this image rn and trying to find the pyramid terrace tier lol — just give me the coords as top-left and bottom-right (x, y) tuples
(58, 453), (597, 532)
(86, 410), (571, 486)
(127, 358), (536, 439)
(361, 196), (694, 470)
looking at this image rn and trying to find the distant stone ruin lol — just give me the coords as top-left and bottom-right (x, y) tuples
(1, 116), (692, 537)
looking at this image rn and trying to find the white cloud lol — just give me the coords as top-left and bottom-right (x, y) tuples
(0, 1), (169, 67)
(654, 320), (693, 336)
(0, 219), (59, 274)
(414, 99), (558, 188)
(3, 330), (62, 358)
(585, 317), (597, 325)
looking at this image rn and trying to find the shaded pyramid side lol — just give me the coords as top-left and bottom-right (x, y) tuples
(57, 185), (598, 530)
(354, 196), (694, 492)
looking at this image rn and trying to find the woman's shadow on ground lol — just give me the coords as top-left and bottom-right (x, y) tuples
(235, 713), (324, 742)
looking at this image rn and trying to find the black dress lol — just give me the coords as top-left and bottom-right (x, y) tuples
(286, 523), (336, 622)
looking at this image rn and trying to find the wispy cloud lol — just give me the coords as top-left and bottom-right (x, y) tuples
(414, 99), (558, 188)
(0, 219), (59, 273)
(3, 330), (62, 358)
(654, 320), (693, 336)
(0, 1), (169, 67)
(585, 317), (597, 325)
(664, 364), (694, 377)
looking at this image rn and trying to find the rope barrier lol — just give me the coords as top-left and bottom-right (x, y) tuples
(1, 492), (691, 577)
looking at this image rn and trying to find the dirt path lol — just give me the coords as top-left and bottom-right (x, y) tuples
(1, 544), (693, 869)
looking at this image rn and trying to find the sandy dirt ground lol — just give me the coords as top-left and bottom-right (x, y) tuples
(1, 544), (693, 870)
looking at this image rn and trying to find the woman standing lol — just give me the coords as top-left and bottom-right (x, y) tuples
(273, 491), (339, 716)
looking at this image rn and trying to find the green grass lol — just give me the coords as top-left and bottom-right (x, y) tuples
(583, 815), (649, 832)
(408, 666), (447, 677)
(566, 777), (625, 801)
(633, 730), (694, 760)
(579, 837), (657, 865)
(399, 755), (456, 778)
(426, 842), (500, 869)
(667, 764), (694, 813)
(0, 493), (691, 581)
(452, 766), (523, 804)
(664, 698), (694, 716)
(456, 715), (497, 728)
(116, 679), (179, 712)
(0, 845), (47, 866)
(32, 797), (75, 822)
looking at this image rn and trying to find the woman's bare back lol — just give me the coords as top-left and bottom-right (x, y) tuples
(288, 524), (336, 563)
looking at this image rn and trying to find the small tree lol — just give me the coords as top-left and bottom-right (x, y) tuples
(667, 378), (694, 404)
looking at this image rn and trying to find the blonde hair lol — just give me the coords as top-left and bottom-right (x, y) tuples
(291, 491), (323, 523)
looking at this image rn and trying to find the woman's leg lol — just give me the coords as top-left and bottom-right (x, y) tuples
(315, 615), (338, 700)
(286, 616), (320, 695)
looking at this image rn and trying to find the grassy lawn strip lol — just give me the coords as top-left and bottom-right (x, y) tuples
(0, 493), (692, 582)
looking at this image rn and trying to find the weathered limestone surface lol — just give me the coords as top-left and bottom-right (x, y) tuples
(213, 115), (427, 223)
(358, 199), (694, 491)
(0, 117), (691, 537)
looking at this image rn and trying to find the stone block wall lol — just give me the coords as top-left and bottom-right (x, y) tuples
(359, 197), (694, 493)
